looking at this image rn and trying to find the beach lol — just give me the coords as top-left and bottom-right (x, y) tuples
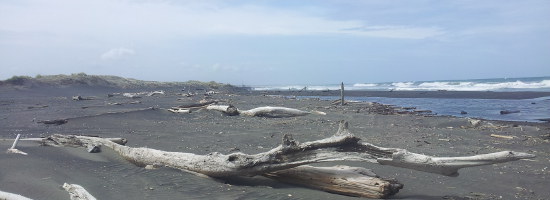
(1, 85), (549, 200)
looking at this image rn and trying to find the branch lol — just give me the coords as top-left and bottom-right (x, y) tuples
(6, 134), (27, 155)
(63, 183), (97, 200)
(0, 190), (33, 200)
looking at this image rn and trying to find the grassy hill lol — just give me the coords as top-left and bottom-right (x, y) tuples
(0, 73), (235, 90)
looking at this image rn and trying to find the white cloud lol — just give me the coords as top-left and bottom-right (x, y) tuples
(100, 48), (135, 60)
(343, 25), (445, 39)
(0, 0), (444, 40)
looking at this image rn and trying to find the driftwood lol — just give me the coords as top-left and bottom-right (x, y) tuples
(167, 108), (191, 113)
(0, 184), (96, 200)
(168, 100), (218, 114)
(37, 107), (155, 126)
(38, 119), (68, 125)
(38, 121), (534, 198)
(176, 100), (217, 109)
(340, 82), (345, 106)
(63, 183), (97, 200)
(206, 105), (324, 117)
(72, 96), (95, 101)
(6, 134), (27, 155)
(265, 165), (402, 198)
(0, 191), (33, 200)
(490, 134), (515, 139)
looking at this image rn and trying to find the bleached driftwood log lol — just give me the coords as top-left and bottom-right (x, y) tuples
(0, 190), (33, 200)
(6, 134), (28, 155)
(63, 183), (97, 200)
(206, 105), (239, 116)
(168, 100), (218, 114)
(206, 105), (324, 117)
(240, 106), (312, 117)
(167, 108), (191, 113)
(41, 121), (533, 178)
(265, 165), (402, 198)
(176, 100), (217, 109)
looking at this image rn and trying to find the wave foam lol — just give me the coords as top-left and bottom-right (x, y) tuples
(251, 77), (550, 91)
(394, 80), (550, 91)
(353, 83), (378, 87)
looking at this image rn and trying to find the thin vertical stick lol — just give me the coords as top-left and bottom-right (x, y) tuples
(7, 134), (27, 155)
(340, 82), (345, 106)
(10, 134), (21, 149)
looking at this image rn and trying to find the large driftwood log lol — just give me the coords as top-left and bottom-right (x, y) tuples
(36, 121), (535, 198)
(265, 165), (402, 198)
(41, 121), (534, 178)
(206, 105), (324, 117)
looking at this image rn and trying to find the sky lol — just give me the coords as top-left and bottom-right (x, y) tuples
(1, 0), (549, 85)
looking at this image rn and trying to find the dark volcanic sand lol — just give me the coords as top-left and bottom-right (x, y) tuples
(1, 86), (549, 200)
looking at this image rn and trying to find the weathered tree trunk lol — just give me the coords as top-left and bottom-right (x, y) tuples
(264, 165), (403, 198)
(36, 121), (535, 198)
(240, 106), (311, 117)
(41, 121), (534, 178)
(206, 105), (314, 117)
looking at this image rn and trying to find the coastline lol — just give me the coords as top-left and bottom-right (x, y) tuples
(247, 90), (550, 100)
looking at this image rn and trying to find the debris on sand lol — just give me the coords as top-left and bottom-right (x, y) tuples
(72, 96), (95, 101)
(38, 119), (68, 125)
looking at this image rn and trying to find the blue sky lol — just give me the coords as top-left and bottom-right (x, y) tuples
(1, 0), (549, 85)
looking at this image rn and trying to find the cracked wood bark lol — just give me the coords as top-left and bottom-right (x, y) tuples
(41, 121), (534, 178)
(264, 165), (403, 198)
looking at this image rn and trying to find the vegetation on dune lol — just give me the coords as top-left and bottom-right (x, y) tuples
(0, 73), (234, 89)
(2, 76), (33, 85)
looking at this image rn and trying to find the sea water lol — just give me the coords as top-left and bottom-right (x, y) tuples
(301, 96), (550, 123)
(252, 77), (550, 123)
(253, 76), (550, 92)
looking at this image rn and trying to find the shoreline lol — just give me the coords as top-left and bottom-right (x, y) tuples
(247, 90), (550, 100)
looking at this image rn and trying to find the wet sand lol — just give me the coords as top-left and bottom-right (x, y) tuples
(1, 86), (549, 199)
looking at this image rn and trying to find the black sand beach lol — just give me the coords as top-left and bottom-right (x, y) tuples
(1, 80), (549, 199)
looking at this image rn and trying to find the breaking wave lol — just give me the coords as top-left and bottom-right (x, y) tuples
(392, 80), (550, 91)
(251, 77), (550, 91)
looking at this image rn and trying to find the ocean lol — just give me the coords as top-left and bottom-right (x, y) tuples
(252, 77), (550, 123)
(252, 76), (550, 92)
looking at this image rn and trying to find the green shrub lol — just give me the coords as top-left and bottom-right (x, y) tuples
(5, 75), (32, 85)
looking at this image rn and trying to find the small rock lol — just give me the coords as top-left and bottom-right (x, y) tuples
(500, 110), (520, 115)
